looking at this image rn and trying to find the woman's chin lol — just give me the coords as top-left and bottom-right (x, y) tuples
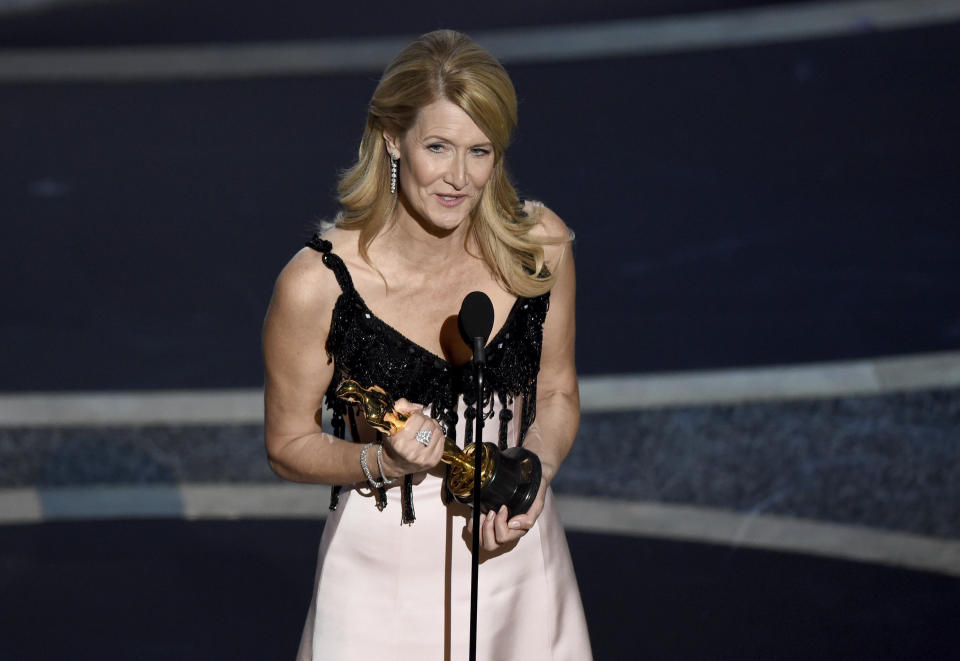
(418, 208), (474, 235)
(397, 193), (478, 236)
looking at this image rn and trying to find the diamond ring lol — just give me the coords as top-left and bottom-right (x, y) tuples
(416, 430), (433, 447)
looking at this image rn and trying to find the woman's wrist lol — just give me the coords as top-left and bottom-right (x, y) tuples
(518, 441), (556, 483)
(540, 461), (557, 485)
(360, 442), (397, 488)
(379, 442), (406, 480)
(376, 443), (398, 484)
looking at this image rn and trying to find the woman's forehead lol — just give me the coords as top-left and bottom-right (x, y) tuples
(410, 99), (490, 144)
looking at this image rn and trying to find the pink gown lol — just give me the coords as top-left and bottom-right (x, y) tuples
(297, 235), (592, 659)
(296, 400), (593, 660)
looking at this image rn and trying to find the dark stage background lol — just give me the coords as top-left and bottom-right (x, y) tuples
(1, 1), (958, 659)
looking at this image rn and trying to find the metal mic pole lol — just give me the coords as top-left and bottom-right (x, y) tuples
(469, 336), (485, 661)
(459, 290), (493, 661)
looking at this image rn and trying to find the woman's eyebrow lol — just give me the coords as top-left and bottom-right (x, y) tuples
(420, 133), (492, 147)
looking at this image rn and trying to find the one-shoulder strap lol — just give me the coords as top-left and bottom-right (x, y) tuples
(305, 232), (355, 294)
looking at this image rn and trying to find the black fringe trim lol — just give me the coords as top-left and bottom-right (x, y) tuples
(328, 404), (346, 511)
(402, 474), (415, 524)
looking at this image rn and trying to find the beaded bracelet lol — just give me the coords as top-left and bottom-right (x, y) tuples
(376, 444), (398, 487)
(360, 442), (397, 489)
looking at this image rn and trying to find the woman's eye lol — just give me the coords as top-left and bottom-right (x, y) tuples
(471, 147), (491, 156)
(427, 144), (445, 153)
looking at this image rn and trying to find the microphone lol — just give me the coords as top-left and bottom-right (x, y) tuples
(458, 289), (495, 661)
(458, 291), (494, 364)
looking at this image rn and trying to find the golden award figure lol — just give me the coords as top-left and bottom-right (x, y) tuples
(336, 379), (542, 517)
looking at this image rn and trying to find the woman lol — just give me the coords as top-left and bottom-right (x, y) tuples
(263, 30), (592, 660)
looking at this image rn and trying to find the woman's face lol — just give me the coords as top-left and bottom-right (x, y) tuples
(386, 99), (495, 233)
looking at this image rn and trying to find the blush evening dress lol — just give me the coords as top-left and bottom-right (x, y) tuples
(296, 236), (592, 661)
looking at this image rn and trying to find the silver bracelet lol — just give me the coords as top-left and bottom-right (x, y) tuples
(376, 443), (398, 487)
(360, 442), (396, 489)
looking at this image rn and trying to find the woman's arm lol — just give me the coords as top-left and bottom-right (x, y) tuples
(472, 205), (579, 549)
(518, 205), (579, 485)
(263, 246), (443, 485)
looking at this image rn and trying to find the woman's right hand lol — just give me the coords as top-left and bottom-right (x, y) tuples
(378, 399), (445, 478)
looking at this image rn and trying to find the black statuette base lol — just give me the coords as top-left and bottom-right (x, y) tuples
(451, 444), (542, 517)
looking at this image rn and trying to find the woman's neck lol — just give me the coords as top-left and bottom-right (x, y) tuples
(374, 205), (476, 269)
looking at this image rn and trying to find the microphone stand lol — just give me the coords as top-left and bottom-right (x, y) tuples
(469, 336), (485, 661)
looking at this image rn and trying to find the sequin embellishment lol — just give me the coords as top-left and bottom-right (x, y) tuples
(306, 234), (549, 523)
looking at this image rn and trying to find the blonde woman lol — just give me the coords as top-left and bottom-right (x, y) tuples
(263, 30), (592, 660)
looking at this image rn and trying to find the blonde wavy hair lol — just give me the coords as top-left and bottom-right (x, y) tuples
(334, 29), (560, 298)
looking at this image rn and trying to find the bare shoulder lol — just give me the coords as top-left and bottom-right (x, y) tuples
(321, 225), (362, 261)
(269, 229), (353, 324)
(316, 224), (379, 284)
(522, 200), (573, 269)
(524, 200), (572, 241)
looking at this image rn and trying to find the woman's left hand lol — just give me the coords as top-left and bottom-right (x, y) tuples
(465, 477), (547, 552)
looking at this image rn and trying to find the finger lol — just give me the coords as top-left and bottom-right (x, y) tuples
(382, 421), (431, 474)
(507, 498), (541, 532)
(478, 510), (490, 550)
(398, 420), (441, 457)
(482, 510), (498, 551)
(413, 424), (437, 448)
(494, 505), (511, 541)
(393, 399), (424, 416)
(431, 433), (444, 463)
(465, 509), (484, 535)
(392, 415), (427, 446)
(508, 515), (531, 531)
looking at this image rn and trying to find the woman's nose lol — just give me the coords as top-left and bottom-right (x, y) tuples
(445, 155), (467, 189)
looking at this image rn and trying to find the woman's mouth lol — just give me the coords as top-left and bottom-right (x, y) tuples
(435, 193), (467, 207)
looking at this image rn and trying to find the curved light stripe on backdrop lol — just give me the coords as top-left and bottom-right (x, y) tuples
(1, 485), (957, 577)
(1, 0), (959, 82)
(1, 350), (958, 426)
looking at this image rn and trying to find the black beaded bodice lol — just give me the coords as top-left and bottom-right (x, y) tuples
(306, 234), (550, 522)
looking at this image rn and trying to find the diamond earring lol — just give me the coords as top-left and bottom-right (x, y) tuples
(390, 154), (398, 195)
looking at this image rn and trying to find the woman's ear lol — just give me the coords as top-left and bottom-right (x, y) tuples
(382, 131), (400, 159)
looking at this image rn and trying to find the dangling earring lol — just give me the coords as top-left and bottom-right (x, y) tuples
(389, 154), (398, 195)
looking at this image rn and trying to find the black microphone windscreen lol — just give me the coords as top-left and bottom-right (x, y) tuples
(458, 291), (495, 343)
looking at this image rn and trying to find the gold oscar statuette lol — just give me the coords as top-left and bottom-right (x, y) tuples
(336, 379), (541, 516)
